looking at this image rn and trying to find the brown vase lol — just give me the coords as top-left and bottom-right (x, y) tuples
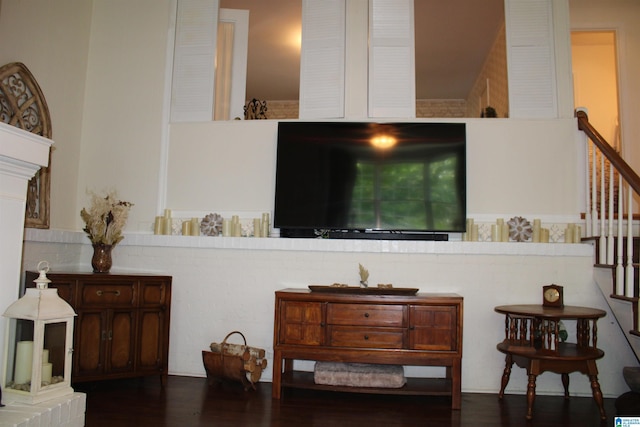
(91, 243), (113, 273)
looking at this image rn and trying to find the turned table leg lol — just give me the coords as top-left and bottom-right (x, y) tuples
(589, 374), (606, 420)
(498, 354), (513, 399)
(526, 373), (537, 420)
(561, 373), (570, 399)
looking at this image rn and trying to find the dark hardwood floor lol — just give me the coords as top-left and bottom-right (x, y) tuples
(74, 375), (622, 427)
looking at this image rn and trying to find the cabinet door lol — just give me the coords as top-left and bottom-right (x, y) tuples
(107, 309), (136, 374)
(137, 308), (168, 373)
(74, 309), (107, 378)
(279, 301), (324, 345)
(409, 305), (458, 351)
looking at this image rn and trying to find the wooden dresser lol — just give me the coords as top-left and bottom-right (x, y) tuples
(272, 289), (463, 408)
(25, 271), (172, 385)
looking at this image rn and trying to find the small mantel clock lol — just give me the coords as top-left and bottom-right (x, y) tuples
(542, 284), (564, 308)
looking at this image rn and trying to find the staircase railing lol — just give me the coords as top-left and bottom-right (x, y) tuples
(577, 109), (640, 336)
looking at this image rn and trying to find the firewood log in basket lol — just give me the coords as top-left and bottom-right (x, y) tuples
(202, 331), (267, 390)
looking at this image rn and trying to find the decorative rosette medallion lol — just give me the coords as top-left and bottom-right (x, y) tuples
(507, 216), (533, 242)
(200, 213), (223, 236)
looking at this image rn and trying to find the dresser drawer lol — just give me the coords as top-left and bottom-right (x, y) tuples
(79, 283), (136, 307)
(329, 326), (405, 348)
(327, 303), (405, 327)
(140, 281), (169, 306)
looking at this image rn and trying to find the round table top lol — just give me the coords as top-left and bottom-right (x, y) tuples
(494, 304), (606, 319)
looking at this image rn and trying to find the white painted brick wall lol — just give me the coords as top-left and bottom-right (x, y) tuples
(20, 231), (638, 399)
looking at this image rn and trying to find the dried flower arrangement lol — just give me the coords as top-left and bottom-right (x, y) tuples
(80, 190), (133, 246)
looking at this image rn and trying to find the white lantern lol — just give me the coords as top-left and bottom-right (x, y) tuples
(1, 262), (76, 404)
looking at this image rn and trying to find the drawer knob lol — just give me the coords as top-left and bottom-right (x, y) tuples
(364, 313), (370, 318)
(364, 335), (369, 340)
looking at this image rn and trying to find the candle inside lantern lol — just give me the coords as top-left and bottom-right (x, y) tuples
(42, 348), (52, 383)
(14, 340), (34, 384)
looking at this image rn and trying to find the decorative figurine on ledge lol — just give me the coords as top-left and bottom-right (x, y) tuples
(244, 98), (267, 120)
(359, 263), (369, 288)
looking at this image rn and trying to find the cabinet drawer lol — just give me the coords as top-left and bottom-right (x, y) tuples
(140, 281), (169, 306)
(327, 304), (404, 327)
(329, 326), (404, 349)
(79, 283), (136, 307)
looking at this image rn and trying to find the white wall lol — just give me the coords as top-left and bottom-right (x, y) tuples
(0, 0), (92, 231)
(168, 118), (583, 222)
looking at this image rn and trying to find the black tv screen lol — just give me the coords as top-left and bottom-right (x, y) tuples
(274, 122), (466, 239)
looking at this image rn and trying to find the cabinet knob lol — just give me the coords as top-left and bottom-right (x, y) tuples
(409, 326), (415, 330)
(320, 322), (325, 327)
(364, 313), (370, 318)
(364, 335), (369, 340)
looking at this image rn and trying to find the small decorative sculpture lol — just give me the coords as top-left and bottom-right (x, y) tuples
(358, 263), (369, 288)
(243, 98), (267, 120)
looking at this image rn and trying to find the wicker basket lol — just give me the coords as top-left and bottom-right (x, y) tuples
(202, 331), (267, 390)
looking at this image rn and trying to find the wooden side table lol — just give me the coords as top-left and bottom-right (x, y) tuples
(494, 304), (606, 420)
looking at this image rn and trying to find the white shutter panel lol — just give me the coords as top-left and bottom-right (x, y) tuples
(171, 0), (219, 122)
(505, 0), (557, 118)
(299, 0), (346, 119)
(368, 0), (415, 118)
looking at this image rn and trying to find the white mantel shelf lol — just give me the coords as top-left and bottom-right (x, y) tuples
(25, 229), (594, 257)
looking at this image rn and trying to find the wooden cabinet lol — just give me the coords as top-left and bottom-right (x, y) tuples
(25, 271), (171, 384)
(273, 289), (463, 409)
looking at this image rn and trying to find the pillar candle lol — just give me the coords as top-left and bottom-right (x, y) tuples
(163, 217), (172, 235)
(182, 220), (191, 236)
(471, 224), (479, 242)
(466, 218), (474, 232)
(42, 349), (49, 363)
(253, 218), (261, 237)
(501, 224), (510, 242)
(262, 213), (270, 237)
(491, 224), (498, 242)
(532, 219), (541, 243)
(541, 228), (550, 243)
(41, 362), (53, 383)
(222, 219), (230, 237)
(164, 209), (171, 218)
(565, 226), (573, 243)
(574, 225), (582, 243)
(191, 218), (200, 236)
(154, 216), (163, 235)
(14, 340), (34, 384)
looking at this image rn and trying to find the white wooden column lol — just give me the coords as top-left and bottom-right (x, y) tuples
(0, 122), (52, 368)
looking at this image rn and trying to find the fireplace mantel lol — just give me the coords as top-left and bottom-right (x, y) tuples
(0, 121), (53, 378)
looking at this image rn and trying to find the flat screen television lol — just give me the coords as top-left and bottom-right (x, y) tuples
(274, 122), (466, 240)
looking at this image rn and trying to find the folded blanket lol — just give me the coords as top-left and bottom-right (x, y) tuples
(314, 362), (406, 388)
